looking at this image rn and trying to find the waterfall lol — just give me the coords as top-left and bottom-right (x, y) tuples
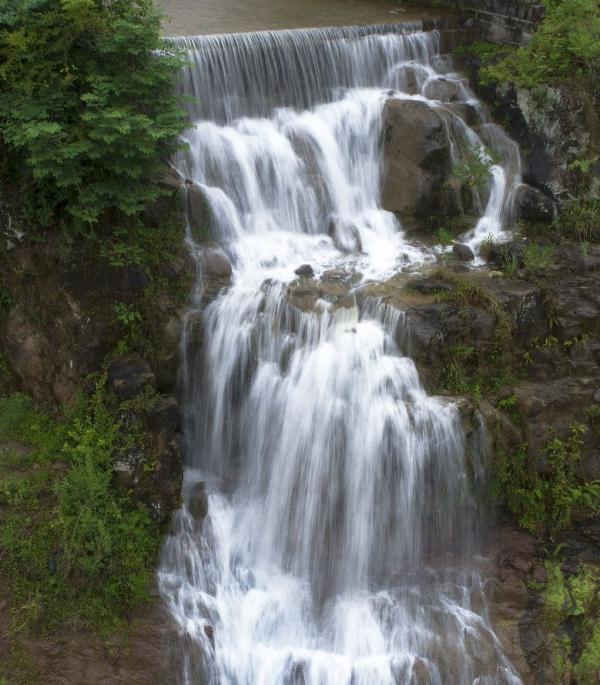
(159, 22), (523, 684)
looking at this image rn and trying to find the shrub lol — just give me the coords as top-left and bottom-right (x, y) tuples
(480, 0), (600, 88)
(0, 383), (161, 634)
(0, 0), (186, 229)
(559, 198), (600, 243)
(494, 421), (600, 538)
(449, 144), (495, 191)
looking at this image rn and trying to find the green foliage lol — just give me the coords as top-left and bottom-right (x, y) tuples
(455, 40), (509, 62)
(480, 0), (600, 88)
(113, 301), (142, 329)
(559, 198), (600, 243)
(0, 283), (14, 312)
(575, 622), (600, 683)
(523, 243), (554, 271)
(0, 0), (187, 229)
(435, 227), (454, 247)
(0, 384), (161, 634)
(449, 144), (495, 191)
(495, 422), (600, 538)
(442, 343), (476, 394)
(568, 154), (599, 175)
(99, 203), (187, 269)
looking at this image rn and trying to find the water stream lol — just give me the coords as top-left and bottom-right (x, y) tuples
(158, 23), (523, 684)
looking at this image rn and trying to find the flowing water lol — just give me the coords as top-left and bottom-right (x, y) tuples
(158, 23), (523, 684)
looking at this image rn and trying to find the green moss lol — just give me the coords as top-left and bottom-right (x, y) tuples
(575, 622), (600, 683)
(540, 562), (600, 683)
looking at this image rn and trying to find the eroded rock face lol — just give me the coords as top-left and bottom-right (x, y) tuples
(457, 55), (600, 203)
(381, 99), (453, 220)
(108, 354), (156, 401)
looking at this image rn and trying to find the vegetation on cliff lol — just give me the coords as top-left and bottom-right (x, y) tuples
(0, 0), (186, 228)
(0, 385), (161, 635)
(478, 0), (600, 88)
(0, 2), (194, 679)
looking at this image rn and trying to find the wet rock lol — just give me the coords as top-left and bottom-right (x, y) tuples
(294, 264), (314, 278)
(446, 101), (480, 127)
(188, 481), (209, 524)
(201, 248), (232, 279)
(390, 65), (420, 95)
(452, 243), (475, 261)
(411, 656), (433, 684)
(381, 99), (453, 220)
(425, 76), (462, 102)
(200, 247), (233, 300)
(187, 182), (212, 242)
(327, 215), (362, 254)
(107, 354), (155, 401)
(160, 165), (184, 191)
(514, 184), (555, 222)
(320, 269), (350, 284)
(287, 285), (323, 312)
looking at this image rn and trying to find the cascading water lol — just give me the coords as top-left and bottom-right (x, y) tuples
(158, 23), (523, 684)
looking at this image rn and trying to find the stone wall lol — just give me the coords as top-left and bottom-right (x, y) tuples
(446, 0), (545, 45)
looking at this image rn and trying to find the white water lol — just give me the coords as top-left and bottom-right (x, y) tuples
(159, 23), (523, 684)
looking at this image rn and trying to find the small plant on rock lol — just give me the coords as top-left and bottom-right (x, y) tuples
(450, 144), (495, 192)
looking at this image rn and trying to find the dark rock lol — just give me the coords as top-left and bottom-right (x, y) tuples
(452, 243), (475, 261)
(144, 396), (180, 436)
(513, 378), (599, 481)
(107, 354), (155, 401)
(446, 102), (480, 127)
(514, 184), (555, 222)
(486, 240), (526, 269)
(407, 277), (454, 295)
(381, 99), (453, 219)
(187, 183), (212, 242)
(294, 264), (314, 278)
(188, 481), (209, 524)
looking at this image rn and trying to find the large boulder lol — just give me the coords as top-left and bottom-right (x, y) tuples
(514, 184), (555, 222)
(381, 99), (453, 220)
(453, 243), (475, 261)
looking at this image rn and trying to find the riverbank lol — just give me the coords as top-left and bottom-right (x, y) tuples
(156, 0), (457, 36)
